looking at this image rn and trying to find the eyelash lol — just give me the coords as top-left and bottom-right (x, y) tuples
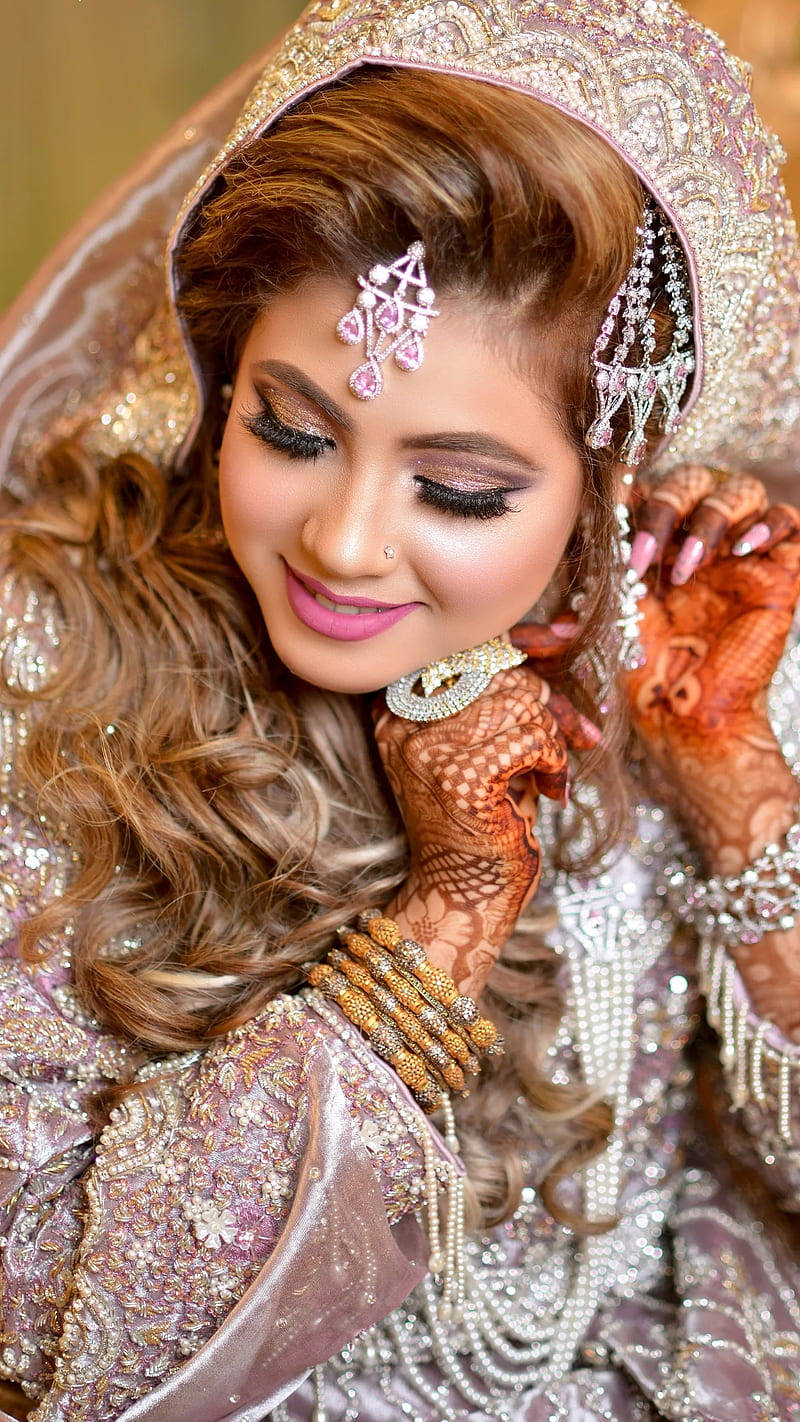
(413, 478), (517, 521)
(240, 393), (334, 462)
(240, 392), (518, 521)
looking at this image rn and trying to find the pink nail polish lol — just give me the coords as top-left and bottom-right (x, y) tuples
(551, 621), (578, 639)
(578, 714), (604, 746)
(732, 521), (771, 556)
(628, 531), (658, 579)
(671, 535), (705, 585)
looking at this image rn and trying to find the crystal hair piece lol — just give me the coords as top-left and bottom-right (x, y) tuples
(586, 200), (695, 467)
(336, 241), (440, 400)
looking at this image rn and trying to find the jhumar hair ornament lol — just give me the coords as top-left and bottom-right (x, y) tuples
(336, 241), (440, 400)
(587, 200), (695, 467)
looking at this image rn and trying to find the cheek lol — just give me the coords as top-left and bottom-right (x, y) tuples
(414, 484), (582, 617)
(218, 429), (296, 554)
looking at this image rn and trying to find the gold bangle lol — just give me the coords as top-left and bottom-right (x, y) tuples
(337, 931), (479, 1070)
(305, 961), (445, 1112)
(357, 913), (503, 1056)
(328, 950), (467, 1094)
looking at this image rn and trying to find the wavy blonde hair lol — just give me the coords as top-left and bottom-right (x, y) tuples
(3, 69), (677, 1230)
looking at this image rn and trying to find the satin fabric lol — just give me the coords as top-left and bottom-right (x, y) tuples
(0, 47), (265, 490)
(113, 1059), (429, 1422)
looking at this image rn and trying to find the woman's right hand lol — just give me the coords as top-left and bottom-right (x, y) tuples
(374, 660), (596, 999)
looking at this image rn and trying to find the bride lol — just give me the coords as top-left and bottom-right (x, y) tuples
(1, 0), (800, 1418)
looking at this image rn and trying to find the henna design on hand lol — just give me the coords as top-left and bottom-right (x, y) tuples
(632, 465), (769, 584)
(626, 499), (800, 1038)
(375, 666), (571, 999)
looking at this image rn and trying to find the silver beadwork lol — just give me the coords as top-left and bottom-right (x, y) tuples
(614, 500), (647, 670)
(336, 241), (440, 400)
(385, 637), (526, 722)
(666, 817), (800, 945)
(586, 200), (695, 467)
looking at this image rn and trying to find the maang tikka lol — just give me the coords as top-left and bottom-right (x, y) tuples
(336, 241), (440, 399)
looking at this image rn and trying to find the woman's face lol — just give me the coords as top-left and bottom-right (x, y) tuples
(219, 278), (584, 693)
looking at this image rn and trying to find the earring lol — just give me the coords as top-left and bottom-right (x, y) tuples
(386, 637), (526, 722)
(615, 495), (647, 670)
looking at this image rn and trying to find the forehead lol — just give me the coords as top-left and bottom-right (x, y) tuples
(241, 278), (573, 445)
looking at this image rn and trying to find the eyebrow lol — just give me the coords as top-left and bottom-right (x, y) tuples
(253, 360), (355, 431)
(252, 359), (546, 476)
(401, 431), (545, 476)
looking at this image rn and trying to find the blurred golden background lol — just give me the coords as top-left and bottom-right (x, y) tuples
(3, 0), (800, 313)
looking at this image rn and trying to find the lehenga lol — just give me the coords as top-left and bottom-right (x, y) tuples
(2, 1), (800, 1420)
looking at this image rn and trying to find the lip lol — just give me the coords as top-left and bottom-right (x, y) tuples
(284, 562), (418, 642)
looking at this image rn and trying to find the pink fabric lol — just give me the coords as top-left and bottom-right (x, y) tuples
(114, 1069), (428, 1422)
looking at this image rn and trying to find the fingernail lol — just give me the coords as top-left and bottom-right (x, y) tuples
(578, 714), (604, 746)
(671, 535), (705, 585)
(628, 531), (658, 579)
(732, 521), (771, 556)
(551, 621), (578, 639)
(561, 774), (571, 810)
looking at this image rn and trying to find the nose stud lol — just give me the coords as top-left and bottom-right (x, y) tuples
(384, 545), (395, 560)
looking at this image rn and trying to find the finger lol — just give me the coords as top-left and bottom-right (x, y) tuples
(671, 473), (768, 585)
(630, 464), (721, 576)
(732, 503), (800, 557)
(547, 690), (604, 750)
(534, 761), (570, 802)
(470, 696), (568, 797)
(509, 619), (579, 661)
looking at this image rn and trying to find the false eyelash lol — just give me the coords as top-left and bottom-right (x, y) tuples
(239, 394), (517, 522)
(414, 476), (517, 521)
(240, 392), (334, 461)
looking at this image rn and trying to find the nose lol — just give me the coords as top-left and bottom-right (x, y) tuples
(300, 470), (396, 583)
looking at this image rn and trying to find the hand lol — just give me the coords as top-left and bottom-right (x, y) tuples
(624, 465), (800, 870)
(374, 662), (597, 998)
(626, 465), (800, 750)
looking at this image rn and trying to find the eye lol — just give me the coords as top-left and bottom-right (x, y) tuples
(239, 390), (336, 462)
(414, 476), (518, 521)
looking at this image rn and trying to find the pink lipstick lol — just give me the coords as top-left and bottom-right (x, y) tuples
(284, 561), (418, 642)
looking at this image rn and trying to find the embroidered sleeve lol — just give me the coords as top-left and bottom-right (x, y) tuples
(0, 568), (157, 1403)
(8, 991), (447, 1420)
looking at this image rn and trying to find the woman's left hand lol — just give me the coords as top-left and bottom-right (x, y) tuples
(624, 464), (800, 870)
(625, 466), (800, 748)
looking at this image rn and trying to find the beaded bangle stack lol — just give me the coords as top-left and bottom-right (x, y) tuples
(305, 910), (503, 1112)
(666, 816), (800, 946)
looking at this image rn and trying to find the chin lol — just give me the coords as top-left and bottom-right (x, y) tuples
(267, 632), (396, 696)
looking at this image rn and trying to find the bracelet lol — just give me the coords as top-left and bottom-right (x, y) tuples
(357, 910), (503, 1052)
(336, 931), (479, 1070)
(666, 817), (800, 946)
(304, 911), (504, 1112)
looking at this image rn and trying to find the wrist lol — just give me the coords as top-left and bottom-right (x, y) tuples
(387, 857), (537, 997)
(673, 741), (797, 876)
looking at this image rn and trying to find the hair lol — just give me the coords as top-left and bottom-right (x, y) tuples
(2, 69), (679, 1231)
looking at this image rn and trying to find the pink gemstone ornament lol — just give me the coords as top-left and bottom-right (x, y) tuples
(335, 241), (439, 400)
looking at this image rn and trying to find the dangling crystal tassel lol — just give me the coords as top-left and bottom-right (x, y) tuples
(587, 200), (694, 467)
(615, 499), (647, 670)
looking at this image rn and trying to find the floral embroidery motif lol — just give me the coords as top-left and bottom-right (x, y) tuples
(186, 1200), (239, 1250)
